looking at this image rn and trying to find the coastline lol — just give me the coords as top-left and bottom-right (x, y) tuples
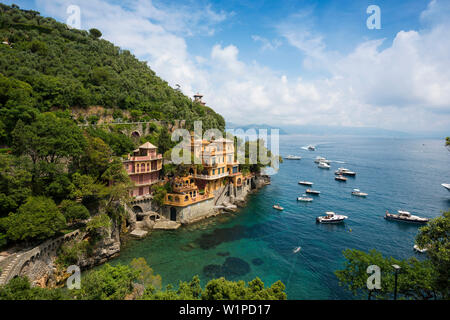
(0, 174), (271, 288)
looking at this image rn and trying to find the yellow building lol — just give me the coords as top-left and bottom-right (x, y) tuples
(191, 135), (242, 194)
(164, 134), (243, 207)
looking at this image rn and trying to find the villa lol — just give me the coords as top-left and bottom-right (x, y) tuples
(123, 142), (163, 198)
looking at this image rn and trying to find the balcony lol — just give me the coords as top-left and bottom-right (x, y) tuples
(164, 192), (214, 207)
(194, 172), (229, 180)
(134, 179), (160, 187)
(128, 154), (163, 162)
(128, 165), (162, 175)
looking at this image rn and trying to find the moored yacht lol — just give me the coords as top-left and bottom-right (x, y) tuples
(298, 181), (313, 186)
(351, 189), (368, 197)
(335, 175), (347, 182)
(442, 183), (450, 192)
(316, 211), (348, 224)
(384, 210), (429, 224)
(285, 155), (302, 160)
(318, 162), (330, 169)
(335, 167), (356, 176)
(306, 189), (320, 195)
(314, 156), (330, 164)
(297, 194), (313, 202)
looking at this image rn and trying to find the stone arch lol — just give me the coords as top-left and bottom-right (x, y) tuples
(132, 205), (144, 214)
(131, 131), (141, 138)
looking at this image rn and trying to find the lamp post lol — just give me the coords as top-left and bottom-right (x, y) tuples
(392, 264), (401, 300)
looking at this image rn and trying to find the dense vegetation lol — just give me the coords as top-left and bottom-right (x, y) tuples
(335, 211), (450, 300)
(0, 257), (287, 300)
(0, 3), (228, 250)
(0, 110), (132, 248)
(0, 3), (225, 147)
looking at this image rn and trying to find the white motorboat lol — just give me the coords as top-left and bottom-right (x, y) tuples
(273, 204), (284, 211)
(335, 167), (356, 176)
(293, 247), (302, 253)
(335, 175), (347, 182)
(306, 189), (320, 195)
(314, 156), (330, 164)
(316, 211), (348, 224)
(351, 189), (368, 197)
(318, 162), (330, 169)
(298, 181), (313, 186)
(384, 210), (429, 224)
(307, 145), (315, 151)
(442, 183), (450, 192)
(285, 155), (302, 160)
(297, 194), (313, 202)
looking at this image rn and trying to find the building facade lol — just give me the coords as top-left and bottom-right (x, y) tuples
(123, 142), (163, 198)
(163, 134), (244, 221)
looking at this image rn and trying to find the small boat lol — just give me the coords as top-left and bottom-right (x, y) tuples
(316, 211), (348, 224)
(307, 145), (316, 151)
(335, 167), (356, 176)
(285, 155), (302, 160)
(306, 189), (320, 195)
(384, 210), (429, 224)
(297, 194), (313, 202)
(413, 244), (428, 253)
(293, 247), (301, 253)
(314, 156), (330, 164)
(273, 204), (284, 211)
(442, 183), (450, 192)
(318, 162), (330, 169)
(335, 175), (347, 182)
(298, 181), (313, 186)
(351, 189), (368, 197)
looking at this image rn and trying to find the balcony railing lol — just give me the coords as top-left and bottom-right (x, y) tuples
(128, 154), (163, 161)
(164, 192), (214, 207)
(194, 172), (229, 180)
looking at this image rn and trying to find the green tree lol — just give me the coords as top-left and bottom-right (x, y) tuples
(416, 211), (450, 299)
(129, 257), (162, 289)
(2, 196), (66, 241)
(0, 276), (71, 300)
(11, 113), (85, 190)
(77, 263), (138, 300)
(0, 154), (32, 215)
(60, 200), (90, 223)
(89, 28), (102, 39)
(335, 248), (440, 300)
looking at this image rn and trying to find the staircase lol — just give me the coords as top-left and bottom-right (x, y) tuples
(214, 185), (229, 206)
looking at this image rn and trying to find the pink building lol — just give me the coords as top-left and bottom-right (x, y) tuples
(123, 142), (163, 198)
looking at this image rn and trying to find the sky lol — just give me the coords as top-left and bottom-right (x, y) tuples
(4, 0), (450, 135)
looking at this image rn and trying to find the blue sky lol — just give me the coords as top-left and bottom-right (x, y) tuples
(4, 0), (450, 134)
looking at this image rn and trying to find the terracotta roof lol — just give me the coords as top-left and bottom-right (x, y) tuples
(139, 142), (157, 149)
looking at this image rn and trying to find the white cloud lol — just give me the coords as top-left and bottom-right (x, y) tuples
(34, 0), (450, 134)
(251, 35), (282, 51)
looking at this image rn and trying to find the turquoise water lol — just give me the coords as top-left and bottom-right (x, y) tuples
(111, 135), (450, 299)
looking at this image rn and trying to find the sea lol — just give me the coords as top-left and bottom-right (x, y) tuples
(109, 135), (450, 299)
